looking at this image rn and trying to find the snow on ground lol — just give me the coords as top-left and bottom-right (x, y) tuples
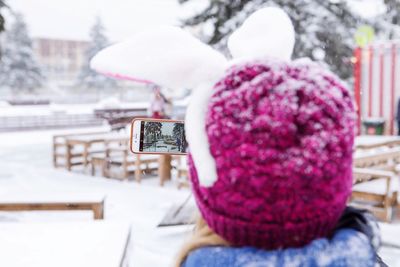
(0, 127), (193, 266)
(0, 127), (399, 266)
(0, 102), (150, 117)
(379, 222), (400, 265)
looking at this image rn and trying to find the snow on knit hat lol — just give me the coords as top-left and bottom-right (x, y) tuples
(189, 59), (356, 249)
(90, 7), (356, 249)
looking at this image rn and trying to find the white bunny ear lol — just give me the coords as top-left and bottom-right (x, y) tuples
(90, 26), (227, 89)
(228, 7), (295, 61)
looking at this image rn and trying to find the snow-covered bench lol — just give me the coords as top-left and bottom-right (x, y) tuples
(64, 133), (129, 171)
(351, 168), (399, 222)
(355, 135), (400, 150)
(352, 148), (400, 222)
(353, 147), (400, 172)
(91, 148), (158, 181)
(0, 194), (105, 220)
(174, 156), (189, 189)
(0, 222), (131, 267)
(53, 131), (109, 168)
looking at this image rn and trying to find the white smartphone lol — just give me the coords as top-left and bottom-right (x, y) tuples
(130, 118), (187, 155)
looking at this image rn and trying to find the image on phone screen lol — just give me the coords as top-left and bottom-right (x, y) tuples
(139, 121), (187, 153)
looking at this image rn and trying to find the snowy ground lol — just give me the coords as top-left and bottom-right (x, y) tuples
(0, 102), (150, 117)
(0, 127), (399, 266)
(0, 126), (193, 266)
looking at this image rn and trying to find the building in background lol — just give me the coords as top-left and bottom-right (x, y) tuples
(33, 38), (88, 88)
(31, 37), (151, 103)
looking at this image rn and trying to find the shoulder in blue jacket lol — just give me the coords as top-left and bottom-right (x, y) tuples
(182, 229), (375, 267)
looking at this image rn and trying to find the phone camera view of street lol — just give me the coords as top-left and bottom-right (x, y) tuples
(143, 122), (186, 153)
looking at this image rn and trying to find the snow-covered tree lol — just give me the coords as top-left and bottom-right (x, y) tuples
(179, 0), (367, 80)
(144, 122), (162, 142)
(0, 12), (44, 92)
(0, 0), (6, 34)
(383, 0), (400, 25)
(77, 16), (117, 90)
(173, 122), (184, 140)
(0, 0), (8, 59)
(376, 0), (400, 39)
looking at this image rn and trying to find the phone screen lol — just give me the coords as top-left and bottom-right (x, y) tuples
(139, 121), (187, 153)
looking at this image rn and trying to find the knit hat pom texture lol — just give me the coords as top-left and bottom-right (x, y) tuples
(189, 59), (356, 249)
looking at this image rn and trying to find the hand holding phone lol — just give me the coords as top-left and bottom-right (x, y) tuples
(130, 118), (187, 155)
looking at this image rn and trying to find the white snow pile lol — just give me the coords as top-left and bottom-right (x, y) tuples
(228, 7), (295, 61)
(0, 101), (10, 107)
(49, 104), (68, 115)
(90, 26), (227, 89)
(96, 96), (122, 109)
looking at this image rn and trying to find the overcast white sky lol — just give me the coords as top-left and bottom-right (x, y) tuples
(5, 0), (384, 42)
(6, 0), (207, 41)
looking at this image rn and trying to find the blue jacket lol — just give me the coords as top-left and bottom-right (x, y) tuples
(182, 229), (375, 267)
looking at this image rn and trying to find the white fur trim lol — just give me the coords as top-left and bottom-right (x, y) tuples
(185, 82), (219, 187)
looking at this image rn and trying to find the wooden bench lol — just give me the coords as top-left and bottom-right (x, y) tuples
(53, 131), (109, 168)
(353, 147), (400, 172)
(94, 108), (148, 130)
(91, 146), (159, 182)
(355, 135), (400, 150)
(0, 194), (105, 220)
(351, 168), (398, 222)
(174, 156), (190, 189)
(63, 133), (128, 171)
(352, 147), (400, 221)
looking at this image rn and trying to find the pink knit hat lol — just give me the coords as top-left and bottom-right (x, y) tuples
(90, 6), (356, 250)
(188, 59), (356, 249)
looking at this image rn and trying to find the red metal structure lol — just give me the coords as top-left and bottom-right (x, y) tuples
(353, 42), (399, 135)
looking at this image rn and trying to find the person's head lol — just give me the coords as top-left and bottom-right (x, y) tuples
(152, 85), (162, 98)
(153, 85), (161, 93)
(89, 8), (356, 265)
(187, 58), (356, 252)
(175, 60), (355, 267)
